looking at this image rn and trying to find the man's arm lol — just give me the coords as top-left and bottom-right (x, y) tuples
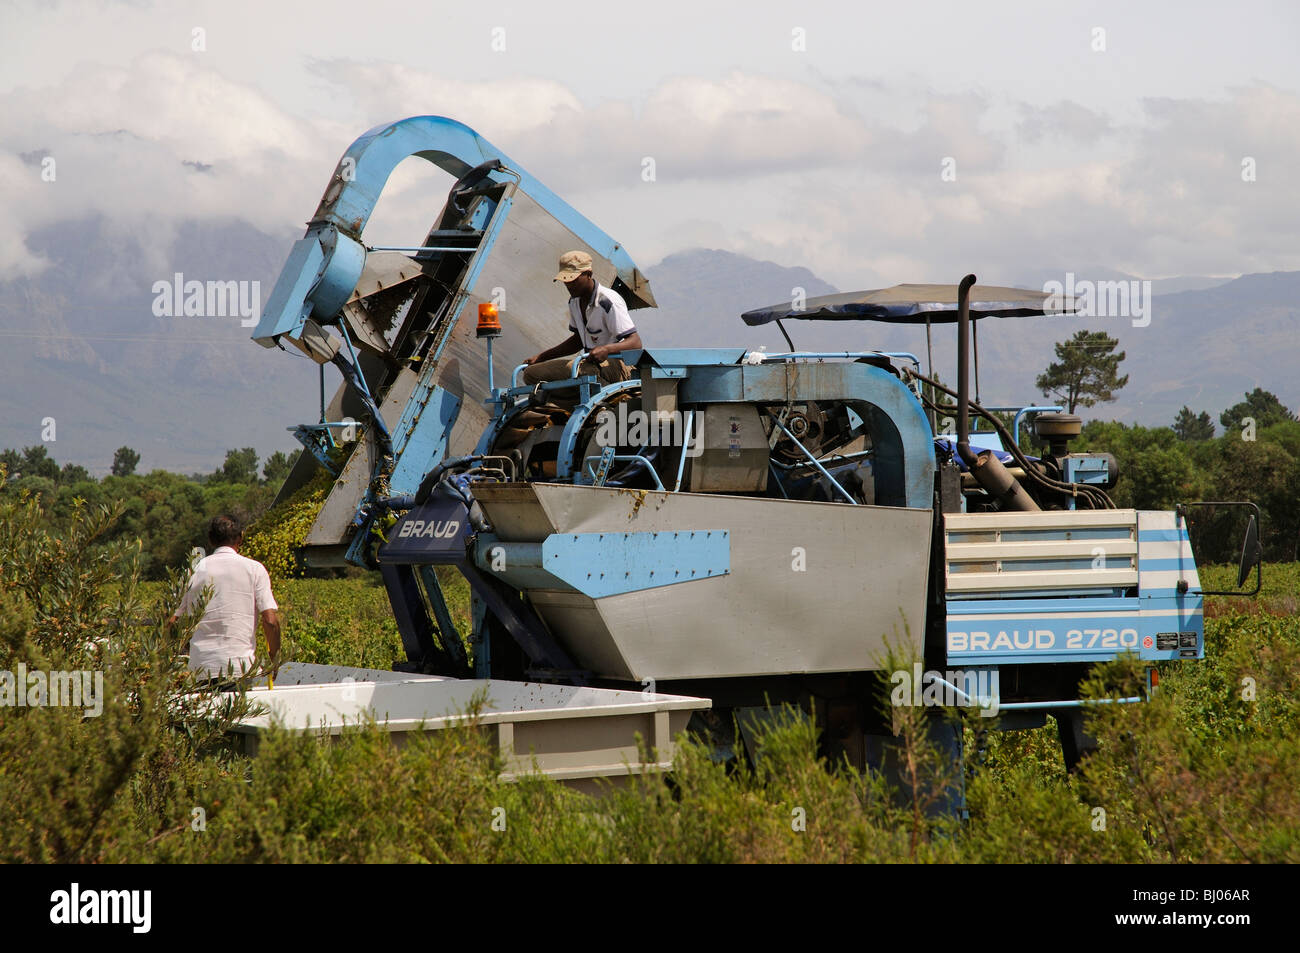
(168, 574), (201, 628)
(523, 331), (583, 366)
(590, 330), (642, 362)
(251, 562), (280, 672)
(260, 609), (281, 671)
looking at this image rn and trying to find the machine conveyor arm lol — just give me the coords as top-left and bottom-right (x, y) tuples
(252, 116), (655, 351)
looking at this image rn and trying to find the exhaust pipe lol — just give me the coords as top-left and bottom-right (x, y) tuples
(955, 275), (978, 470)
(955, 273), (1039, 512)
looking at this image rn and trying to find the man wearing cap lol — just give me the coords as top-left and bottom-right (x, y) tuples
(522, 250), (642, 386)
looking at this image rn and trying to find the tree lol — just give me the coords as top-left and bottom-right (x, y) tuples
(1074, 421), (1206, 511)
(216, 448), (259, 484)
(58, 462), (92, 485)
(1172, 406), (1215, 442)
(1211, 437), (1300, 562)
(1219, 388), (1295, 433)
(1036, 330), (1129, 414)
(111, 446), (140, 477)
(20, 446), (60, 482)
(261, 449), (297, 486)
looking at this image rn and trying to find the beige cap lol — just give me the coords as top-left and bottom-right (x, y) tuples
(554, 249), (594, 282)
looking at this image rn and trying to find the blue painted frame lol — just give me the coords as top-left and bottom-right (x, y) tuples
(253, 115), (650, 349)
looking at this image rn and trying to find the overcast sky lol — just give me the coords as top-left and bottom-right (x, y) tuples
(4, 0), (1300, 290)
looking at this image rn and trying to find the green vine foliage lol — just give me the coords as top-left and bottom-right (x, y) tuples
(240, 470), (334, 582)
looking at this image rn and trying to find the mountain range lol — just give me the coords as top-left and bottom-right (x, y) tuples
(2, 222), (1296, 474)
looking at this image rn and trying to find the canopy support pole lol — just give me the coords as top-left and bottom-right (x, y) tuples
(925, 316), (936, 431)
(776, 319), (795, 351)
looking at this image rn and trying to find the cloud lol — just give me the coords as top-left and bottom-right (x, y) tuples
(1118, 84), (1300, 235)
(0, 52), (345, 280)
(306, 59), (584, 139)
(1017, 100), (1112, 143)
(318, 64), (879, 189)
(660, 82), (1300, 289)
(3, 48), (1299, 295)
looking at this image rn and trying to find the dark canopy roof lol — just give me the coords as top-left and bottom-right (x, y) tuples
(741, 283), (1076, 326)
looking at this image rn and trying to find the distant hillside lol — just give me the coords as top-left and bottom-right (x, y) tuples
(0, 216), (315, 475)
(642, 249), (839, 351)
(644, 254), (1298, 430)
(1, 223), (1295, 473)
(1015, 267), (1235, 297)
(948, 270), (1300, 427)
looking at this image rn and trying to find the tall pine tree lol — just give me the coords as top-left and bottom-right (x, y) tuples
(1036, 330), (1129, 413)
(1172, 406), (1215, 441)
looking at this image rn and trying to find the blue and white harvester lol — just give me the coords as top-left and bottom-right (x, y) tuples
(254, 116), (1260, 773)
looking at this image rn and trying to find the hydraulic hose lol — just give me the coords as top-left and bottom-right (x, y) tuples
(910, 368), (1115, 509)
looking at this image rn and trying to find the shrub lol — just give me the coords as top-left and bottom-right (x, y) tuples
(0, 473), (261, 862)
(4, 461), (1298, 864)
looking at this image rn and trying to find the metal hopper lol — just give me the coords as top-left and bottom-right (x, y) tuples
(470, 482), (932, 682)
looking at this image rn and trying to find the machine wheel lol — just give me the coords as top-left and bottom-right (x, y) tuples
(1055, 709), (1099, 773)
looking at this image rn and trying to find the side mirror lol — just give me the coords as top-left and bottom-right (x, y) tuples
(1177, 501), (1262, 596)
(1237, 514), (1263, 590)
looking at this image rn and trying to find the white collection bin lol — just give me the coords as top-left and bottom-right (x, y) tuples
(230, 670), (710, 792)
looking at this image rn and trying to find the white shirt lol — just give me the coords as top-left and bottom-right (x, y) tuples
(567, 282), (637, 350)
(179, 547), (278, 679)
